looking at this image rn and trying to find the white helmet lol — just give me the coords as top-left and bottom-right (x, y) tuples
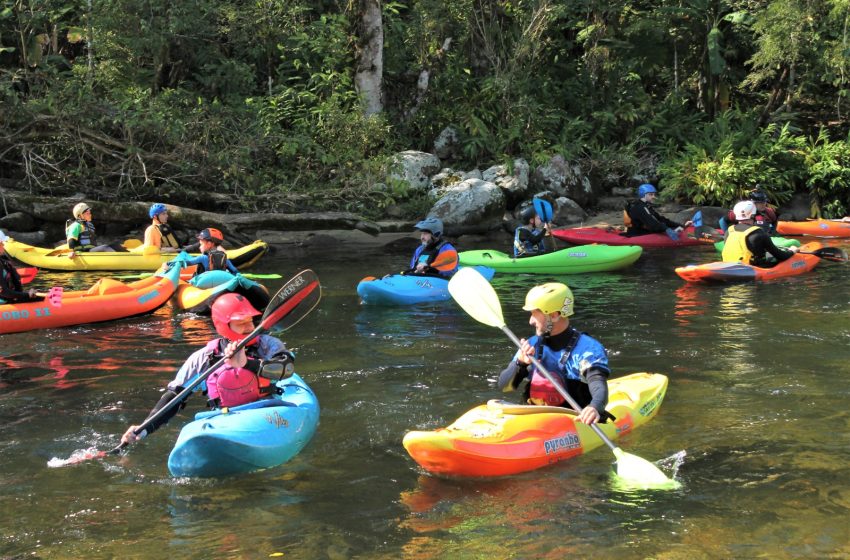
(733, 200), (757, 221)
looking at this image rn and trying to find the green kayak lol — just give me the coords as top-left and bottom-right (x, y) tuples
(714, 236), (801, 253)
(458, 245), (642, 274)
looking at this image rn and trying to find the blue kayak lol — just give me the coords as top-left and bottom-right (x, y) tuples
(175, 270), (270, 313)
(356, 266), (495, 305)
(167, 373), (319, 477)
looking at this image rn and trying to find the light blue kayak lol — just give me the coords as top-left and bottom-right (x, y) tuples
(167, 373), (319, 477)
(356, 266), (495, 305)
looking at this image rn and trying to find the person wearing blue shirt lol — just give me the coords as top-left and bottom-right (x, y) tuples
(181, 228), (238, 275)
(498, 282), (612, 424)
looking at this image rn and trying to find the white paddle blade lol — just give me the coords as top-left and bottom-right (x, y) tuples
(448, 267), (505, 328)
(613, 447), (679, 489)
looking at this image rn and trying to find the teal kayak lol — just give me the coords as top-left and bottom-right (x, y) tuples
(458, 245), (642, 274)
(167, 373), (318, 477)
(713, 236), (801, 253)
(357, 266), (495, 305)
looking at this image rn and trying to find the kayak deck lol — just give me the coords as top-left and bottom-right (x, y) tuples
(458, 245), (642, 274)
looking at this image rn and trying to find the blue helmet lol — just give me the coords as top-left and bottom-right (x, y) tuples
(414, 217), (444, 238)
(149, 203), (168, 219)
(637, 184), (657, 198)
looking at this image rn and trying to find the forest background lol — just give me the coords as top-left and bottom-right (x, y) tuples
(1, 0), (849, 220)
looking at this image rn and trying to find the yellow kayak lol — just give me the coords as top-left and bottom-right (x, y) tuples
(3, 238), (268, 271)
(403, 372), (668, 478)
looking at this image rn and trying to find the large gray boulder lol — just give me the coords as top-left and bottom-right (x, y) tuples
(433, 127), (459, 160)
(389, 150), (442, 192)
(531, 155), (600, 207)
(482, 159), (530, 206)
(429, 178), (505, 233)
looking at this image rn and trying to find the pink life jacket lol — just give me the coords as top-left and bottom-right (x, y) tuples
(527, 328), (581, 406)
(204, 339), (261, 407)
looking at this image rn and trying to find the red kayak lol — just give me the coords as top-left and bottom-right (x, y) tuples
(17, 267), (37, 285)
(552, 226), (718, 248)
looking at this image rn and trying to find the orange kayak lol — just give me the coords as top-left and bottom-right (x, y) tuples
(777, 220), (850, 238)
(403, 372), (668, 478)
(675, 242), (822, 283)
(0, 263), (181, 334)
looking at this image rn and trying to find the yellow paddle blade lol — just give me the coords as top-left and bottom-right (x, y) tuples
(613, 447), (679, 489)
(448, 267), (505, 328)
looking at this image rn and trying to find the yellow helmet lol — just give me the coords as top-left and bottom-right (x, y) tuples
(522, 282), (574, 317)
(73, 202), (92, 219)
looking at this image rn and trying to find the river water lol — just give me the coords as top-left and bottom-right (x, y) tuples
(1, 238), (849, 559)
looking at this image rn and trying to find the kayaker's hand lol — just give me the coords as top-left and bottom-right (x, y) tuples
(224, 341), (247, 369)
(517, 338), (535, 366)
(683, 220), (694, 228)
(68, 251), (76, 259)
(788, 245), (800, 253)
(577, 406), (600, 425)
(121, 425), (147, 445)
(414, 262), (427, 273)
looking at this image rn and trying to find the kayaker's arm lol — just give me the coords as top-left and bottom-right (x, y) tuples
(498, 360), (529, 392)
(120, 387), (186, 444)
(747, 230), (798, 267)
(585, 367), (610, 418)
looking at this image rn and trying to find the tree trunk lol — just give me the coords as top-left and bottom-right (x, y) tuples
(354, 0), (383, 116)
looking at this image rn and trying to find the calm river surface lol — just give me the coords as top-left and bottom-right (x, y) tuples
(2, 237), (849, 559)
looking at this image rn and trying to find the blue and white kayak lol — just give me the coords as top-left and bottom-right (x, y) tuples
(356, 266), (495, 305)
(167, 373), (319, 477)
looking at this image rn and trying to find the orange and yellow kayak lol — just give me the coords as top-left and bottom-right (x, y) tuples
(777, 220), (850, 238)
(675, 241), (822, 283)
(0, 263), (181, 334)
(403, 372), (668, 478)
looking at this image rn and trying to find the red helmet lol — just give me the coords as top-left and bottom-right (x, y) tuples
(197, 228), (224, 244)
(211, 293), (261, 341)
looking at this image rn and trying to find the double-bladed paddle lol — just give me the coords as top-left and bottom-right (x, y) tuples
(798, 246), (848, 262)
(114, 271), (282, 281)
(48, 268), (321, 467)
(447, 267), (676, 488)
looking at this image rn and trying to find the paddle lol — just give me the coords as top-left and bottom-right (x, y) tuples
(533, 198), (557, 250)
(799, 247), (848, 262)
(447, 267), (674, 488)
(48, 269), (321, 467)
(34, 286), (63, 307)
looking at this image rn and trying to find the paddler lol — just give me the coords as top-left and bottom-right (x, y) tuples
(120, 293), (295, 446)
(0, 229), (44, 304)
(513, 206), (554, 258)
(179, 228), (239, 274)
(498, 282), (612, 425)
(722, 200), (799, 267)
(404, 217), (458, 278)
(143, 203), (182, 254)
(719, 189), (778, 234)
(65, 202), (125, 257)
(624, 183), (693, 240)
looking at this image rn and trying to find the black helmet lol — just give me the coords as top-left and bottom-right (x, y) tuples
(749, 190), (768, 203)
(519, 206), (537, 224)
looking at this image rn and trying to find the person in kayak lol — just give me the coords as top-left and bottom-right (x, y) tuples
(623, 183), (693, 240)
(722, 200), (799, 267)
(498, 282), (612, 425)
(0, 230), (44, 304)
(119, 293), (295, 445)
(719, 189), (778, 234)
(65, 203), (125, 258)
(513, 206), (554, 258)
(404, 217), (458, 278)
(143, 203), (182, 254)
(179, 228), (239, 274)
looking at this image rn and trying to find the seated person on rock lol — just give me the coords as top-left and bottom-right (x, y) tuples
(120, 293), (296, 446)
(513, 206), (554, 258)
(624, 184), (692, 240)
(0, 230), (44, 304)
(719, 189), (778, 234)
(404, 218), (458, 278)
(180, 228), (238, 275)
(143, 203), (182, 254)
(722, 201), (799, 268)
(66, 203), (125, 258)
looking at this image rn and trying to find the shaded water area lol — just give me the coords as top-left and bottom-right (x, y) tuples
(2, 238), (850, 558)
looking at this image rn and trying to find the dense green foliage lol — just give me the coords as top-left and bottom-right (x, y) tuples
(1, 0), (848, 217)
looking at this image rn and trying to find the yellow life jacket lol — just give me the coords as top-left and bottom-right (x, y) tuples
(721, 225), (761, 264)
